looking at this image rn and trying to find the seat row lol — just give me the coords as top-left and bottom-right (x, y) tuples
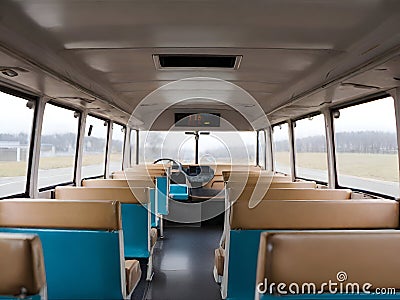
(215, 171), (400, 299)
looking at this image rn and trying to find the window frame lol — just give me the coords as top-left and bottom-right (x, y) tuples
(109, 121), (126, 173)
(81, 113), (110, 180)
(330, 92), (398, 199)
(37, 101), (81, 192)
(272, 121), (291, 175)
(0, 85), (38, 199)
(292, 112), (329, 184)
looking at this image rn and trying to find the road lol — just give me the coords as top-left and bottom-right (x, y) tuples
(1, 164), (399, 198)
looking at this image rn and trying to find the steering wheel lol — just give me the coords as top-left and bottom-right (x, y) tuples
(153, 158), (184, 172)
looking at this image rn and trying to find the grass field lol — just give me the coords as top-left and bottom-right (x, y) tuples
(0, 153), (122, 177)
(276, 152), (399, 182)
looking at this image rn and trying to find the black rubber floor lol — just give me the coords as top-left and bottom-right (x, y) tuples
(145, 225), (223, 300)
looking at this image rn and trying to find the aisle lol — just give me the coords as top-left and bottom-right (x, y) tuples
(145, 226), (223, 300)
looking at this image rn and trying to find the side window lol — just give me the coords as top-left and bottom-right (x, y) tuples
(272, 123), (290, 174)
(38, 103), (79, 188)
(109, 123), (124, 173)
(0, 90), (35, 197)
(294, 114), (328, 182)
(82, 115), (108, 178)
(334, 97), (399, 197)
(130, 129), (137, 166)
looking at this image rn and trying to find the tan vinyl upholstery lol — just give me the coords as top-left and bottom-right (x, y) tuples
(214, 247), (225, 276)
(0, 233), (46, 297)
(256, 231), (400, 293)
(150, 228), (158, 248)
(230, 199), (399, 229)
(55, 187), (149, 204)
(82, 179), (155, 188)
(228, 188), (352, 203)
(125, 260), (142, 294)
(0, 199), (121, 230)
(222, 170), (287, 182)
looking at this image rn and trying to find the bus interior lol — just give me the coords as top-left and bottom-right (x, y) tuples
(1, 1), (400, 300)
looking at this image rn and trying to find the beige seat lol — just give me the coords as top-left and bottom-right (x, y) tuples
(0, 199), (121, 230)
(214, 247), (225, 277)
(0, 199), (141, 297)
(125, 260), (142, 294)
(228, 187), (352, 203)
(231, 199), (399, 229)
(0, 233), (46, 298)
(256, 230), (400, 297)
(150, 228), (158, 248)
(82, 179), (155, 188)
(55, 187), (149, 204)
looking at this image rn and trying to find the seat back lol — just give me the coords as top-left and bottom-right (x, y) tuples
(227, 187), (352, 203)
(224, 199), (399, 300)
(82, 178), (155, 188)
(0, 199), (126, 300)
(0, 233), (46, 299)
(257, 230), (400, 298)
(55, 187), (151, 258)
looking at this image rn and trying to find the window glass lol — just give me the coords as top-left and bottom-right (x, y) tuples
(82, 115), (108, 178)
(109, 123), (124, 173)
(294, 114), (328, 182)
(38, 103), (78, 188)
(334, 97), (399, 197)
(199, 131), (256, 165)
(139, 131), (195, 164)
(130, 129), (137, 166)
(273, 123), (290, 174)
(0, 91), (34, 197)
(258, 130), (266, 169)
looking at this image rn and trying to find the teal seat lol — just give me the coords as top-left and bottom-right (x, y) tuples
(170, 184), (189, 201)
(0, 200), (132, 300)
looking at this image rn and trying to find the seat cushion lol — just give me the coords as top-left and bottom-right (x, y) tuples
(150, 228), (158, 248)
(0, 233), (46, 296)
(125, 260), (141, 294)
(214, 247), (225, 276)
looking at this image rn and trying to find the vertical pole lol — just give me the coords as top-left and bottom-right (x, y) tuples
(288, 120), (296, 181)
(105, 121), (113, 178)
(136, 130), (140, 165)
(323, 108), (337, 188)
(122, 127), (130, 170)
(28, 96), (47, 198)
(195, 131), (199, 164)
(256, 130), (260, 167)
(74, 110), (87, 186)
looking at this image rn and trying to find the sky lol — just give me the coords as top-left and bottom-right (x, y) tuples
(273, 96), (397, 141)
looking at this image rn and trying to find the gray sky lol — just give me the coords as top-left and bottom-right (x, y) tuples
(273, 96), (396, 141)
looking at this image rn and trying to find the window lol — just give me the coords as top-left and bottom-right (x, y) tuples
(139, 131), (195, 164)
(82, 115), (108, 178)
(199, 131), (256, 165)
(273, 123), (290, 174)
(38, 103), (79, 188)
(334, 97), (399, 197)
(130, 129), (137, 166)
(0, 90), (35, 197)
(294, 114), (328, 182)
(258, 130), (266, 169)
(109, 123), (124, 173)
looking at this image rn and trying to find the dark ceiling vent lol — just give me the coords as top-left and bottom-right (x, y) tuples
(153, 54), (242, 70)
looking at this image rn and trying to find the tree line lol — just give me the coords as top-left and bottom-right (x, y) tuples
(275, 131), (398, 154)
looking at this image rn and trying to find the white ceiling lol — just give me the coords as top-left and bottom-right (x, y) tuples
(1, 0), (400, 128)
